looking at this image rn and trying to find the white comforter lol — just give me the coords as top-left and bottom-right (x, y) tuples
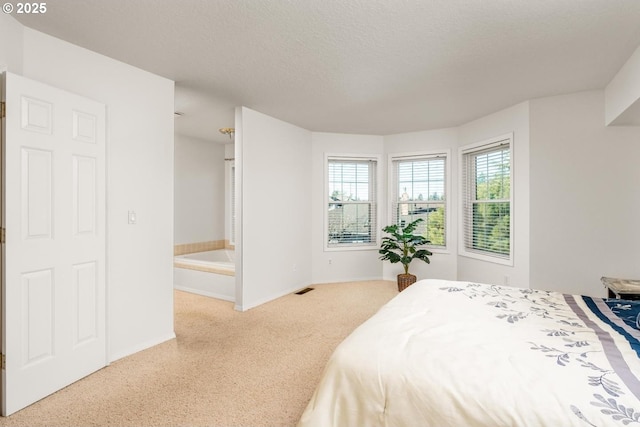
(298, 279), (640, 427)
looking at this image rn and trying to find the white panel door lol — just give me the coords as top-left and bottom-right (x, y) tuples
(1, 72), (106, 416)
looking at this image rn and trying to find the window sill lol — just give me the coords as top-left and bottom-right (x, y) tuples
(325, 245), (379, 252)
(429, 247), (450, 255)
(458, 249), (513, 266)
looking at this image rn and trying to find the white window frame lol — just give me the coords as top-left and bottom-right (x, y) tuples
(458, 133), (514, 266)
(387, 150), (451, 254)
(325, 153), (381, 251)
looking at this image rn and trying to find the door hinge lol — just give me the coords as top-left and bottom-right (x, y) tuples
(0, 227), (5, 244)
(0, 101), (5, 119)
(1, 354), (5, 370)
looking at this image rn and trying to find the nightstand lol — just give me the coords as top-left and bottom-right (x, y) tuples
(601, 277), (640, 300)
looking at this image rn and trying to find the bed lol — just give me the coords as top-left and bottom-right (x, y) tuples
(298, 279), (640, 426)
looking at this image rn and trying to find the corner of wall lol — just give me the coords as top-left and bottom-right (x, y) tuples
(456, 101), (530, 289)
(0, 13), (24, 74)
(605, 44), (640, 126)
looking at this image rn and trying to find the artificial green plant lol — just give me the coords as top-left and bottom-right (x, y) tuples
(379, 218), (433, 274)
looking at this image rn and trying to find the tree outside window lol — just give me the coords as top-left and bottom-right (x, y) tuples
(461, 136), (512, 263)
(391, 155), (446, 249)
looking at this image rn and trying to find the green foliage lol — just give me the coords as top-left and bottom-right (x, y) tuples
(379, 218), (433, 274)
(471, 159), (510, 255)
(473, 204), (510, 255)
(425, 207), (445, 246)
(476, 169), (510, 200)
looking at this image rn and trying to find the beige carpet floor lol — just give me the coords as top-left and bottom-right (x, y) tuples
(0, 280), (397, 427)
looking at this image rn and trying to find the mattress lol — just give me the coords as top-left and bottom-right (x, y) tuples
(298, 279), (640, 426)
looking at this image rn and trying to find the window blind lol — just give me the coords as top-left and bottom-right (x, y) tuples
(327, 158), (377, 247)
(391, 155), (446, 248)
(461, 140), (511, 259)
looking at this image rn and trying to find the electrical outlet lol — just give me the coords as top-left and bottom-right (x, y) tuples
(128, 211), (137, 224)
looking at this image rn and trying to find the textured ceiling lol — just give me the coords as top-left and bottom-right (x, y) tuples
(15, 0), (640, 142)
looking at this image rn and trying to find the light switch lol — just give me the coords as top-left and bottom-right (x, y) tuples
(128, 211), (137, 224)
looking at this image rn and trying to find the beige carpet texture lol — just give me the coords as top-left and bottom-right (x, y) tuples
(0, 280), (397, 427)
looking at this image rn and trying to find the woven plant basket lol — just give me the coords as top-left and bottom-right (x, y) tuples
(397, 274), (417, 292)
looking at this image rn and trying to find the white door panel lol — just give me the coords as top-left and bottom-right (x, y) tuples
(2, 72), (106, 416)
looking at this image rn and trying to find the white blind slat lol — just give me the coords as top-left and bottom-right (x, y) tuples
(462, 140), (511, 259)
(327, 158), (377, 247)
(391, 155), (446, 248)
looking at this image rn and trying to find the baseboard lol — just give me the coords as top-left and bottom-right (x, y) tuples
(312, 276), (388, 285)
(235, 284), (305, 312)
(108, 331), (176, 363)
(174, 285), (235, 302)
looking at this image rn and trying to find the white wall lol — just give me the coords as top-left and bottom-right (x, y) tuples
(530, 90), (640, 297)
(174, 134), (225, 245)
(234, 82), (637, 301)
(606, 44), (640, 126)
(456, 102), (530, 288)
(310, 132), (385, 284)
(237, 107), (312, 310)
(18, 27), (175, 361)
(0, 14), (23, 74)
(383, 128), (459, 282)
(309, 107), (530, 288)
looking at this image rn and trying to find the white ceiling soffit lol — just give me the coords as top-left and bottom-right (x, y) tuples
(15, 0), (640, 142)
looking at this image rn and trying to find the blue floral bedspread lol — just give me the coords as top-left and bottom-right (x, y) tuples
(604, 299), (640, 330)
(299, 280), (640, 427)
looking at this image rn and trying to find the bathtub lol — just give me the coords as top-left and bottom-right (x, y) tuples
(174, 249), (235, 302)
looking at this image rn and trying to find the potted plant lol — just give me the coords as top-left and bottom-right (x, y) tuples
(379, 218), (433, 291)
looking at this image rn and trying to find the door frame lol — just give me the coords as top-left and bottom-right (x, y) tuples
(0, 69), (6, 413)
